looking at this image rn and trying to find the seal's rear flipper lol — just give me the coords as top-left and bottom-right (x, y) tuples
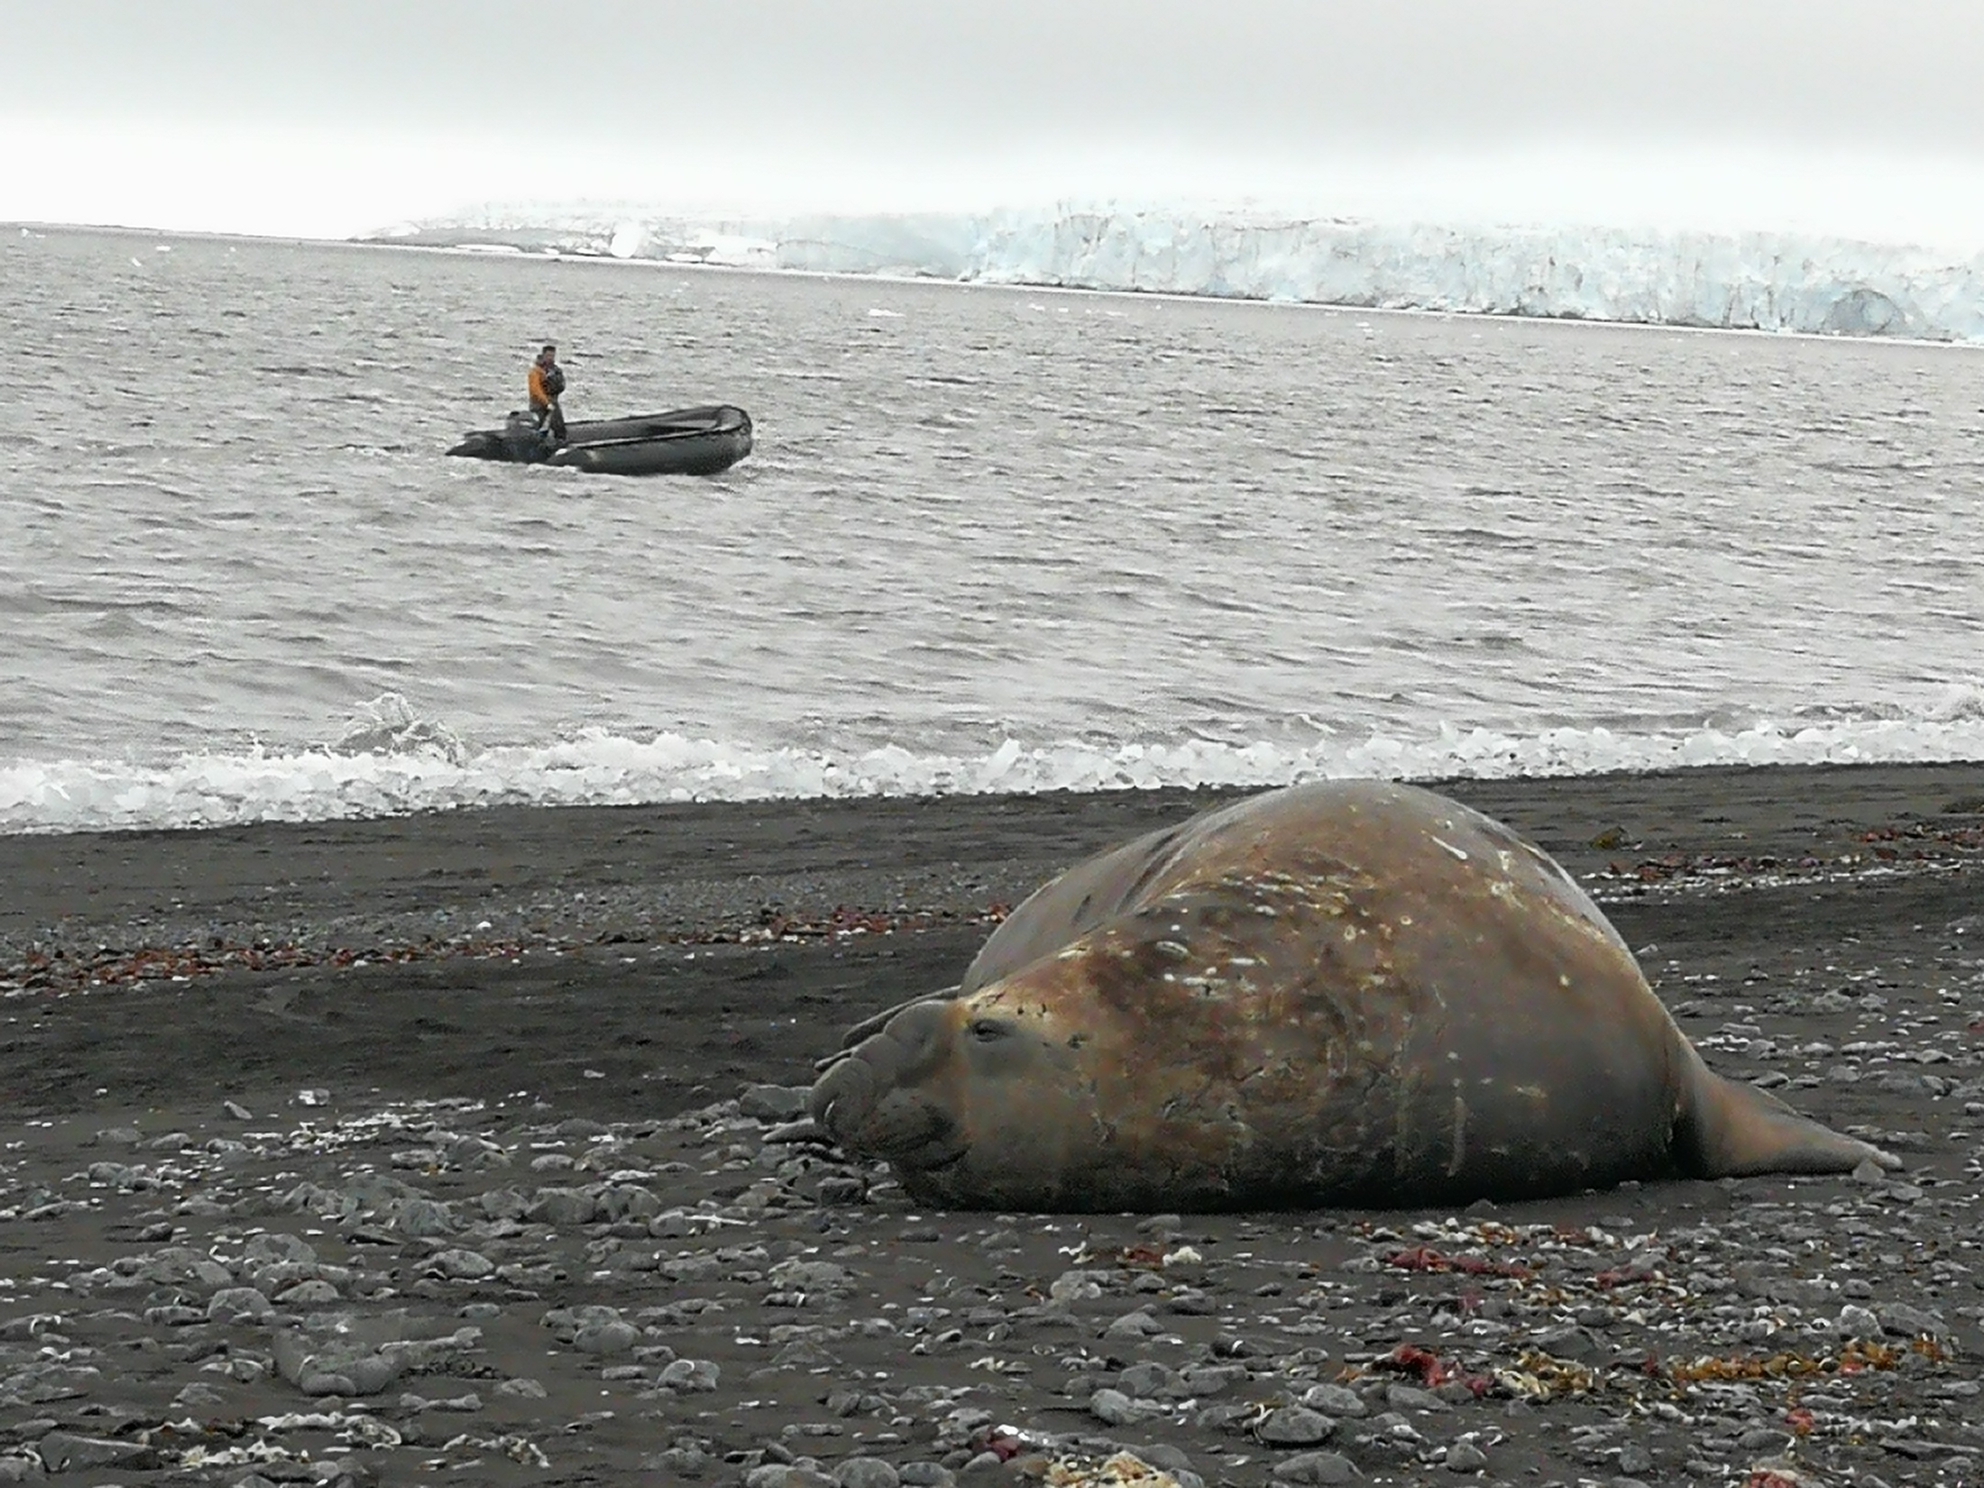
(1678, 1070), (1900, 1177)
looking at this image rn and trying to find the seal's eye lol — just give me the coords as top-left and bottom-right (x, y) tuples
(968, 1018), (1011, 1043)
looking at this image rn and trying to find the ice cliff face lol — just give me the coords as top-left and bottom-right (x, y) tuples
(372, 205), (1984, 341)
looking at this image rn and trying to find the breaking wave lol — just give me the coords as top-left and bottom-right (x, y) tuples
(7, 693), (1984, 836)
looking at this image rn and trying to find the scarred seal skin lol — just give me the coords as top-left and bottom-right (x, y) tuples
(810, 780), (1896, 1212)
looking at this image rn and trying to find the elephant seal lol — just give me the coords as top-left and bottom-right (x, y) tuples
(810, 780), (1895, 1211)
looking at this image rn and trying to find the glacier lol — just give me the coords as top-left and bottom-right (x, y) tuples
(370, 202), (1984, 342)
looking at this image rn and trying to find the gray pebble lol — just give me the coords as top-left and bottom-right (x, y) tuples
(244, 1232), (317, 1266)
(659, 1357), (721, 1392)
(1117, 1361), (1181, 1398)
(1272, 1450), (1358, 1484)
(428, 1247), (495, 1280)
(528, 1187), (600, 1225)
(1300, 1383), (1368, 1418)
(1446, 1440), (1489, 1472)
(393, 1198), (457, 1237)
(1103, 1308), (1163, 1340)
(1258, 1406), (1336, 1446)
(1384, 1382), (1452, 1413)
(573, 1320), (643, 1354)
(769, 1259), (856, 1291)
(1089, 1387), (1156, 1426)
(835, 1458), (901, 1488)
(748, 1467), (836, 1488)
(206, 1286), (273, 1323)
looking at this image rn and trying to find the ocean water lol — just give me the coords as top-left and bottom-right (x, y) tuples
(3, 225), (1982, 833)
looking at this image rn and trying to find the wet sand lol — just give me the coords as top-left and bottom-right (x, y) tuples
(0, 763), (1980, 1486)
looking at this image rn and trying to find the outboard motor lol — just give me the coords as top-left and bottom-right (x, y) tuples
(500, 410), (555, 462)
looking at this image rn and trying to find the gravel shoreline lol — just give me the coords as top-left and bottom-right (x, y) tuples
(0, 762), (1980, 1486)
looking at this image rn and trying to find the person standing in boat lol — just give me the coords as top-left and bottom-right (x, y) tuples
(527, 344), (567, 443)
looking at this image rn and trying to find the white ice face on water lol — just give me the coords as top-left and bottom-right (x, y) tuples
(396, 203), (1984, 343)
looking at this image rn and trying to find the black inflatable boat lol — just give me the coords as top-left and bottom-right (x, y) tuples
(447, 405), (753, 476)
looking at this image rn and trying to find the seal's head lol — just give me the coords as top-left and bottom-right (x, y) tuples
(810, 982), (1115, 1209)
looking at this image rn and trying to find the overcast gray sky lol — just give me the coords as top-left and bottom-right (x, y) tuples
(7, 0), (1984, 240)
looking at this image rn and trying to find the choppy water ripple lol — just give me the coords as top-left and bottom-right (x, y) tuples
(2, 225), (1982, 831)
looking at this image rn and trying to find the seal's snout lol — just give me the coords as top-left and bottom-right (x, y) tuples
(810, 998), (956, 1152)
(872, 1000), (952, 1080)
(809, 1053), (875, 1143)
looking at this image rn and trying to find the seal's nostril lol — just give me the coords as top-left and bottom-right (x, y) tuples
(882, 1000), (955, 1078)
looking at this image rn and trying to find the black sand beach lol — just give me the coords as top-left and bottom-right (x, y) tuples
(1, 762), (1980, 1487)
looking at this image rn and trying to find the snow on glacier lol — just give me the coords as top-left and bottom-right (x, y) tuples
(374, 202), (1984, 341)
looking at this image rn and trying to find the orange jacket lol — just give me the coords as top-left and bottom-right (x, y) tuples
(528, 363), (556, 410)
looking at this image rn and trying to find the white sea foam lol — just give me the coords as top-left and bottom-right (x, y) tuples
(7, 702), (1984, 837)
(379, 202), (1984, 342)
